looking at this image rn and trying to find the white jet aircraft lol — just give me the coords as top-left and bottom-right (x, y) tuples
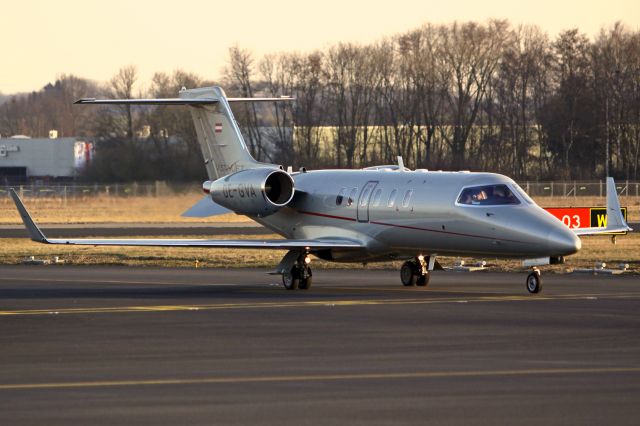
(10, 86), (632, 293)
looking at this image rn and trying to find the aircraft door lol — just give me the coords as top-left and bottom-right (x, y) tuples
(357, 181), (378, 222)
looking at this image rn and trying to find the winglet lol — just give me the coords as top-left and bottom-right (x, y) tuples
(9, 189), (49, 243)
(606, 177), (631, 231)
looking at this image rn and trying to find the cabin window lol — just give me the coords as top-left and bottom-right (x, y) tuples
(402, 189), (414, 208)
(347, 188), (358, 206)
(336, 188), (346, 206)
(387, 189), (398, 207)
(359, 187), (371, 207)
(457, 184), (520, 206)
(371, 188), (382, 206)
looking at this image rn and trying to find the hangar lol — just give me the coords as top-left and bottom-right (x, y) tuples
(0, 134), (92, 182)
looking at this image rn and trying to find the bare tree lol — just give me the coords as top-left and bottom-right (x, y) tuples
(259, 53), (295, 166)
(109, 65), (138, 142)
(224, 46), (268, 160)
(439, 20), (510, 169)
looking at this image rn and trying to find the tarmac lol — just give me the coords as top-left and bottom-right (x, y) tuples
(1, 265), (639, 425)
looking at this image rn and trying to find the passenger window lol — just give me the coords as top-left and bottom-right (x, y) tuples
(347, 188), (358, 206)
(387, 189), (398, 207)
(359, 187), (371, 207)
(402, 190), (414, 208)
(371, 188), (382, 206)
(336, 188), (346, 206)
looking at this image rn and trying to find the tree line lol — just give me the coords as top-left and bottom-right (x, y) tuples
(1, 20), (639, 182)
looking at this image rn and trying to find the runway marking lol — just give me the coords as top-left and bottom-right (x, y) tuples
(1, 292), (639, 316)
(1, 367), (639, 391)
(0, 277), (239, 287)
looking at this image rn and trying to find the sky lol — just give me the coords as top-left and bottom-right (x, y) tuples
(1, 0), (638, 94)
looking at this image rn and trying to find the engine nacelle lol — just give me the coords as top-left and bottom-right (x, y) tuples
(208, 168), (295, 217)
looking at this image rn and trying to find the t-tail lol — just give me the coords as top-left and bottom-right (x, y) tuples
(75, 86), (293, 180)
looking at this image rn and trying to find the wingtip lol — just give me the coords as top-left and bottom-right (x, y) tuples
(74, 98), (95, 104)
(9, 188), (48, 243)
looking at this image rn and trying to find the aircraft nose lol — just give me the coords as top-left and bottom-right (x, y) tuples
(547, 228), (581, 255)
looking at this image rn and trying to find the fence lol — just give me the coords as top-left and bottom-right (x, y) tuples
(1, 180), (640, 199)
(0, 182), (195, 199)
(521, 181), (640, 198)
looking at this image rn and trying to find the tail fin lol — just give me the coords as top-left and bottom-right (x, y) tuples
(180, 87), (271, 179)
(76, 86), (294, 180)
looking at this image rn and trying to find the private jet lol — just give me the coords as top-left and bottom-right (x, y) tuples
(10, 86), (632, 293)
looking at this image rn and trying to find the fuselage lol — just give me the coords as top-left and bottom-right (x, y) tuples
(253, 169), (581, 262)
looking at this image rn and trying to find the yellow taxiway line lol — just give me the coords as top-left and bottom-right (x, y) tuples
(1, 367), (639, 391)
(0, 292), (639, 316)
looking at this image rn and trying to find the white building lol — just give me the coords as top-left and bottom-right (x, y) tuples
(0, 136), (92, 181)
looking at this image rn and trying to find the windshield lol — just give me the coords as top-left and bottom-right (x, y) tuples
(511, 183), (535, 205)
(457, 184), (520, 206)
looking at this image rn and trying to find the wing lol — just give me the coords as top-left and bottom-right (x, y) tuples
(572, 178), (632, 236)
(9, 189), (364, 250)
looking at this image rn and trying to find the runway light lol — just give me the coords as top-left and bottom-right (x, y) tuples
(418, 254), (424, 261)
(304, 255), (311, 264)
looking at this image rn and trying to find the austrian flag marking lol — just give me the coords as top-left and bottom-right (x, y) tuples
(215, 123), (223, 133)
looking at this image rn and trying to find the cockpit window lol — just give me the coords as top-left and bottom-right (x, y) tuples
(511, 183), (534, 205)
(457, 184), (520, 206)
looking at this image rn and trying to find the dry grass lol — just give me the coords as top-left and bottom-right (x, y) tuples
(1, 232), (638, 274)
(1, 193), (638, 225)
(0, 193), (250, 224)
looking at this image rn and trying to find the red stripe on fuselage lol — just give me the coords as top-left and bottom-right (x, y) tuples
(297, 210), (524, 243)
(298, 210), (357, 222)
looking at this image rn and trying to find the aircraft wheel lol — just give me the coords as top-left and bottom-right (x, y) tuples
(400, 261), (418, 286)
(416, 271), (430, 287)
(299, 267), (313, 290)
(283, 267), (300, 290)
(526, 271), (542, 294)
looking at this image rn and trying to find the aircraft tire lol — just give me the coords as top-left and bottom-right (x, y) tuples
(283, 267), (301, 290)
(526, 271), (542, 294)
(416, 271), (430, 287)
(400, 261), (418, 286)
(299, 267), (313, 290)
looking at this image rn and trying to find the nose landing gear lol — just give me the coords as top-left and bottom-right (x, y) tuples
(526, 268), (542, 294)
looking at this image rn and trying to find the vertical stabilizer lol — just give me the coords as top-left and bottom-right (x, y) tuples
(180, 87), (274, 179)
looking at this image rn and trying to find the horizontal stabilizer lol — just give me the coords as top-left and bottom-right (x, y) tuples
(75, 98), (218, 105)
(181, 196), (231, 218)
(75, 97), (294, 106)
(226, 97), (294, 103)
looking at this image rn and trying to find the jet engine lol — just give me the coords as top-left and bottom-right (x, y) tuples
(204, 168), (295, 217)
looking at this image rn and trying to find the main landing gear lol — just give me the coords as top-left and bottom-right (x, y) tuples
(400, 255), (432, 287)
(282, 253), (313, 290)
(526, 268), (542, 294)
